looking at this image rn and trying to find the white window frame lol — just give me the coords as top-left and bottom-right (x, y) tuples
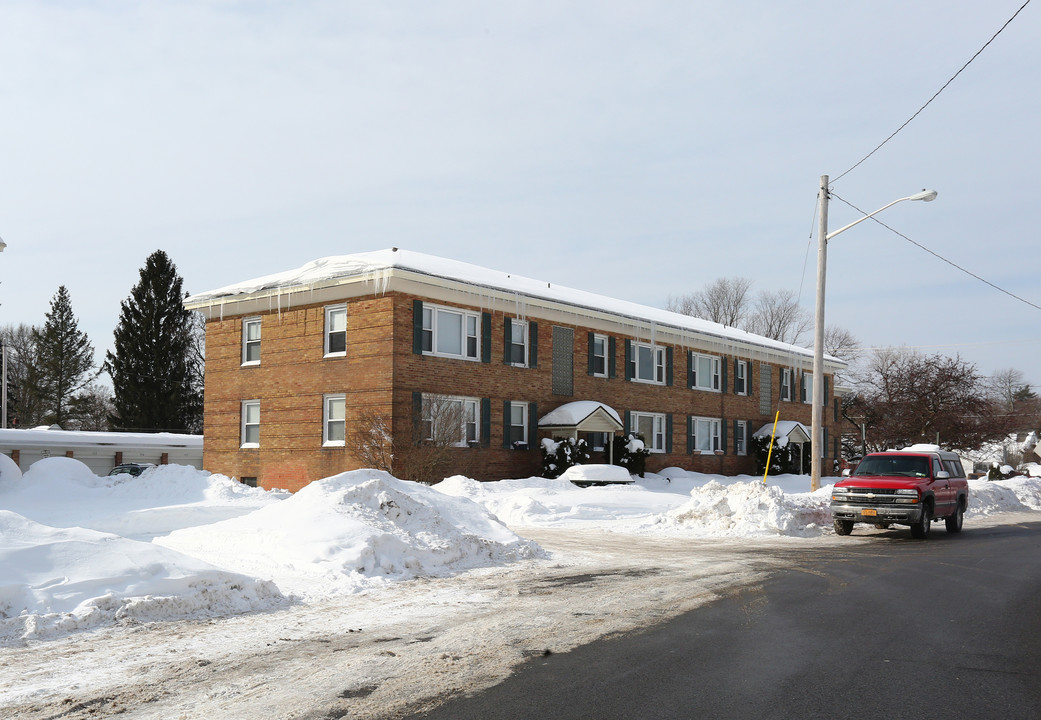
(591, 333), (608, 378)
(324, 305), (347, 357)
(735, 420), (748, 456)
(691, 353), (721, 392)
(241, 400), (260, 447)
(509, 319), (528, 367)
(735, 360), (748, 396)
(509, 401), (528, 447)
(692, 417), (721, 453)
(422, 305), (480, 361)
(803, 371), (813, 404)
(780, 368), (794, 402)
(242, 317), (261, 366)
(323, 394), (346, 446)
(632, 342), (666, 385)
(631, 411), (666, 453)
(422, 394), (480, 447)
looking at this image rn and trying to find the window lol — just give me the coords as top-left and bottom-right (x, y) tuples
(631, 411), (666, 453)
(241, 401), (260, 447)
(632, 343), (666, 384)
(508, 319), (528, 367)
(734, 420), (748, 456)
(735, 360), (748, 395)
(802, 371), (813, 404)
(591, 334), (607, 377)
(422, 305), (480, 360)
(422, 394), (480, 447)
(691, 353), (721, 392)
(324, 394), (346, 446)
(780, 368), (794, 401)
(325, 306), (347, 356)
(692, 417), (721, 453)
(509, 402), (528, 448)
(242, 318), (261, 365)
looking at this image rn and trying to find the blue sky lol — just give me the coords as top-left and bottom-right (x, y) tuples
(1, 1), (1038, 388)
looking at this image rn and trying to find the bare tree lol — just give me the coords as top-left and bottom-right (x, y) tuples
(824, 325), (862, 387)
(844, 348), (1005, 452)
(988, 367), (1027, 412)
(745, 289), (812, 345)
(69, 383), (115, 432)
(349, 395), (481, 484)
(667, 277), (753, 327)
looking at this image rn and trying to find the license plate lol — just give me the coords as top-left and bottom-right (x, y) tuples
(862, 509), (878, 517)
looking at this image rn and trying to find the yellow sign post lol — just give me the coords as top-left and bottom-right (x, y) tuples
(762, 411), (780, 485)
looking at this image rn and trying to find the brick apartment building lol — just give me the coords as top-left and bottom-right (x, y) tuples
(185, 248), (845, 492)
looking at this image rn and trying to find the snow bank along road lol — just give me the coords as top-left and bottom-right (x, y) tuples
(4, 526), (812, 719)
(3, 515), (1031, 720)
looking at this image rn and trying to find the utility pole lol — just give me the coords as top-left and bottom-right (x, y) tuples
(811, 175), (829, 491)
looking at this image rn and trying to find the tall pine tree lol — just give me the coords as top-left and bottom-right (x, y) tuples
(32, 286), (97, 428)
(106, 250), (203, 433)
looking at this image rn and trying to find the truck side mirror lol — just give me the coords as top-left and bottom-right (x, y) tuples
(841, 469), (851, 477)
(935, 470), (951, 480)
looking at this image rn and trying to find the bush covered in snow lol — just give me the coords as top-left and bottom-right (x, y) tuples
(539, 437), (590, 478)
(612, 432), (650, 477)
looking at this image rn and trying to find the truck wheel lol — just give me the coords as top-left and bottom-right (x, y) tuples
(833, 518), (854, 536)
(911, 505), (932, 539)
(945, 505), (964, 533)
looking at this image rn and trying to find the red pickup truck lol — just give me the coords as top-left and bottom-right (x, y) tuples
(831, 447), (969, 539)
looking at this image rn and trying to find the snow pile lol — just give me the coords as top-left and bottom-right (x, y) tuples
(967, 477), (1041, 515)
(1, 458), (285, 540)
(0, 511), (282, 645)
(157, 470), (543, 600)
(645, 480), (832, 537)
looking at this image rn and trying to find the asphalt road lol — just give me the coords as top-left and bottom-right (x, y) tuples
(404, 520), (1041, 720)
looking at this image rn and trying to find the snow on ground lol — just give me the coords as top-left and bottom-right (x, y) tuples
(1, 454), (1040, 649)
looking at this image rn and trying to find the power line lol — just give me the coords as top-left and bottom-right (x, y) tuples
(832, 0), (1032, 184)
(830, 191), (1041, 312)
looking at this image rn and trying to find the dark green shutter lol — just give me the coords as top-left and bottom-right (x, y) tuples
(412, 301), (424, 354)
(481, 398), (491, 447)
(503, 401), (511, 449)
(748, 362), (754, 394)
(529, 321), (538, 368)
(721, 417), (728, 454)
(482, 312), (492, 363)
(608, 337), (617, 378)
(721, 358), (728, 393)
(687, 351), (694, 388)
(503, 319), (512, 364)
(666, 347), (674, 386)
(624, 410), (632, 435)
(587, 332), (595, 375)
(824, 375), (830, 402)
(624, 340), (633, 381)
(665, 414), (673, 453)
(528, 402), (538, 450)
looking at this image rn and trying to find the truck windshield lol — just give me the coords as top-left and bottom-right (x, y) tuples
(853, 456), (929, 478)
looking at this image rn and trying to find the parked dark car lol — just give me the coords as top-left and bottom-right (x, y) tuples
(107, 463), (156, 478)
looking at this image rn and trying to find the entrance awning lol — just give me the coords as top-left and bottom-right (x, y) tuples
(753, 420), (811, 445)
(539, 401), (623, 434)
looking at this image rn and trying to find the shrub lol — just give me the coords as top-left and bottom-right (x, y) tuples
(612, 432), (650, 478)
(751, 434), (792, 476)
(540, 437), (591, 478)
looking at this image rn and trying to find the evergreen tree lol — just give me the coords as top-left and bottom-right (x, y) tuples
(105, 250), (203, 432)
(32, 286), (97, 427)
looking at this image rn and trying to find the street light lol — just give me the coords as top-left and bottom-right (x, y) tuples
(811, 175), (937, 491)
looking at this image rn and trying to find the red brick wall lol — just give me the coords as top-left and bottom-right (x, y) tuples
(202, 292), (836, 489)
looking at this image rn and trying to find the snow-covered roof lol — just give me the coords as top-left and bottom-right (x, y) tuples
(185, 248), (842, 367)
(539, 401), (623, 430)
(0, 427), (202, 449)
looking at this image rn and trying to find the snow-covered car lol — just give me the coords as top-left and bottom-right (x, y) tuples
(560, 464), (634, 487)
